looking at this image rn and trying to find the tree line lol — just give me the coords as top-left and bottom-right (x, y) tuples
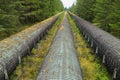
(70, 0), (120, 38)
(0, 0), (63, 40)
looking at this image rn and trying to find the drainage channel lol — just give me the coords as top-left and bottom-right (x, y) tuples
(36, 13), (83, 80)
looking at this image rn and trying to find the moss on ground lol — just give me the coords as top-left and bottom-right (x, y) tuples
(10, 13), (64, 80)
(68, 14), (112, 80)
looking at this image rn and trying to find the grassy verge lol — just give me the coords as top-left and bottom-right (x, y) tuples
(10, 13), (64, 80)
(68, 15), (112, 80)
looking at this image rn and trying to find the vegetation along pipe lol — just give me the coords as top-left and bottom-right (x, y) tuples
(0, 13), (61, 80)
(70, 12), (120, 80)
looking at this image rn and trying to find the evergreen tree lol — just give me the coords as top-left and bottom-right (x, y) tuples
(69, 4), (76, 13)
(71, 0), (120, 38)
(108, 0), (120, 38)
(0, 0), (63, 40)
(93, 0), (113, 32)
(0, 0), (20, 37)
(75, 0), (96, 22)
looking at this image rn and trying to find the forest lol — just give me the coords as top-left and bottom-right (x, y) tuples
(0, 0), (63, 40)
(0, 0), (120, 40)
(0, 0), (120, 80)
(70, 0), (120, 38)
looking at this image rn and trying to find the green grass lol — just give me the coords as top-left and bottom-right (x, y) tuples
(9, 13), (64, 80)
(68, 14), (112, 80)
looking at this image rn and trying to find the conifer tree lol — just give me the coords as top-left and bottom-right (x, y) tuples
(0, 0), (63, 40)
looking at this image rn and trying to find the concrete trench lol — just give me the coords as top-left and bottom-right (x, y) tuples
(36, 13), (83, 80)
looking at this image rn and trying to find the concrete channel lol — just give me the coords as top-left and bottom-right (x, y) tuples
(36, 13), (83, 80)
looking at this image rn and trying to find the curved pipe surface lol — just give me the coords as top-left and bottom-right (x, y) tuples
(0, 13), (61, 80)
(70, 13), (120, 80)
